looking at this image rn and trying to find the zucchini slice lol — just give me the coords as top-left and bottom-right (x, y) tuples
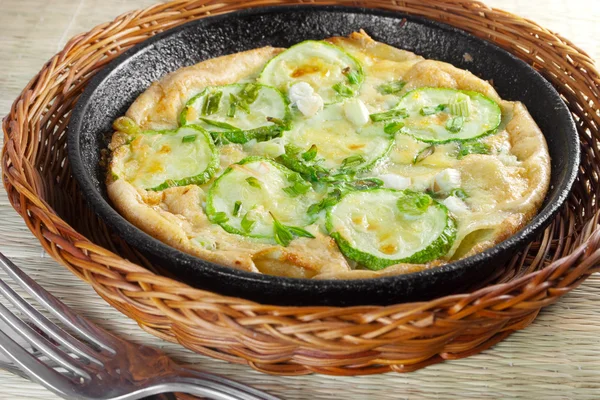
(206, 157), (318, 239)
(326, 189), (456, 270)
(116, 125), (219, 191)
(277, 104), (394, 179)
(180, 83), (291, 144)
(396, 88), (502, 143)
(259, 40), (364, 104)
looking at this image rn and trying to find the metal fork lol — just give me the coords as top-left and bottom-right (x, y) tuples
(0, 252), (279, 400)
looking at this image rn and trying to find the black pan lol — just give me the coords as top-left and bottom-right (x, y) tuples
(68, 6), (579, 306)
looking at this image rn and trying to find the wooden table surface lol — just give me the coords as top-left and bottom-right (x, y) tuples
(1, 1), (599, 399)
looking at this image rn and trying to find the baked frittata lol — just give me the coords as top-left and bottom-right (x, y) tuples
(106, 31), (551, 279)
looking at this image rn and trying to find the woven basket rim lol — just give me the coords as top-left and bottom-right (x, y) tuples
(3, 0), (600, 376)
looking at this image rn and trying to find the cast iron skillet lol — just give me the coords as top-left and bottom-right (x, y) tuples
(68, 6), (579, 306)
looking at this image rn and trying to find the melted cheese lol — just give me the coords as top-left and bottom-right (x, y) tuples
(107, 31), (551, 280)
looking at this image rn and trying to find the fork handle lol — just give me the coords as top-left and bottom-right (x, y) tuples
(164, 367), (280, 400)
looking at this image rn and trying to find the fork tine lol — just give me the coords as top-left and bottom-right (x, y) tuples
(0, 276), (104, 367)
(0, 327), (79, 399)
(0, 359), (30, 380)
(0, 302), (92, 380)
(0, 252), (114, 353)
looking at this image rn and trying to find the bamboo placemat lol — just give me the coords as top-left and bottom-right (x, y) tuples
(1, 0), (599, 398)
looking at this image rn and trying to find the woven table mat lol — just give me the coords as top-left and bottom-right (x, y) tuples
(1, 0), (599, 398)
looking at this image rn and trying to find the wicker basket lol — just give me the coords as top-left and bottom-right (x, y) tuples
(3, 0), (599, 376)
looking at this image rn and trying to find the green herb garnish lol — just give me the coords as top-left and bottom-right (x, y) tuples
(384, 121), (405, 136)
(307, 189), (342, 215)
(241, 212), (255, 233)
(302, 144), (318, 161)
(283, 181), (311, 197)
(340, 155), (365, 170)
(246, 177), (261, 189)
(181, 134), (197, 143)
(240, 83), (260, 105)
(333, 82), (355, 97)
(271, 213), (294, 246)
(377, 80), (406, 94)
(202, 91), (222, 116)
(227, 93), (238, 118)
(370, 109), (408, 122)
(446, 116), (464, 133)
(413, 145), (435, 164)
(112, 116), (140, 135)
(233, 201), (242, 217)
(420, 104), (446, 116)
(212, 212), (229, 224)
(287, 226), (315, 239)
(266, 116), (285, 127)
(346, 178), (384, 191)
(344, 68), (361, 85)
(271, 212), (314, 246)
(396, 190), (432, 215)
(451, 188), (468, 199)
(457, 141), (490, 159)
(200, 118), (240, 131)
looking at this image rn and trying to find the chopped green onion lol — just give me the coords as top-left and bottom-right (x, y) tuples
(420, 104), (446, 116)
(227, 93), (238, 118)
(240, 83), (260, 105)
(448, 93), (472, 117)
(451, 188), (468, 199)
(266, 116), (285, 126)
(397, 191), (432, 215)
(340, 155), (365, 170)
(457, 141), (490, 159)
(287, 226), (315, 239)
(245, 177), (261, 189)
(347, 178), (384, 191)
(270, 212), (315, 246)
(344, 68), (361, 85)
(110, 172), (119, 181)
(212, 211), (229, 224)
(384, 121), (405, 136)
(233, 200), (242, 217)
(112, 116), (140, 135)
(271, 213), (294, 246)
(370, 109), (408, 122)
(200, 118), (240, 131)
(284, 144), (302, 156)
(231, 92), (250, 113)
(202, 91), (222, 116)
(333, 83), (355, 97)
(181, 134), (197, 143)
(283, 181), (311, 197)
(446, 116), (465, 133)
(413, 145), (435, 164)
(302, 144), (318, 161)
(377, 80), (406, 94)
(241, 212), (255, 232)
(307, 189), (342, 215)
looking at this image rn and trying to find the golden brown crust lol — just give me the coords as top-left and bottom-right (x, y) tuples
(107, 31), (551, 280)
(126, 47), (284, 130)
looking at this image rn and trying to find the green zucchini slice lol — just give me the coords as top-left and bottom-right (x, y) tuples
(326, 189), (456, 270)
(277, 104), (394, 179)
(206, 157), (318, 239)
(259, 40), (364, 104)
(180, 83), (291, 144)
(396, 87), (502, 143)
(116, 125), (219, 191)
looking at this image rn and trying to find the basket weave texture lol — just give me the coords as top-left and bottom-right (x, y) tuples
(3, 0), (600, 376)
